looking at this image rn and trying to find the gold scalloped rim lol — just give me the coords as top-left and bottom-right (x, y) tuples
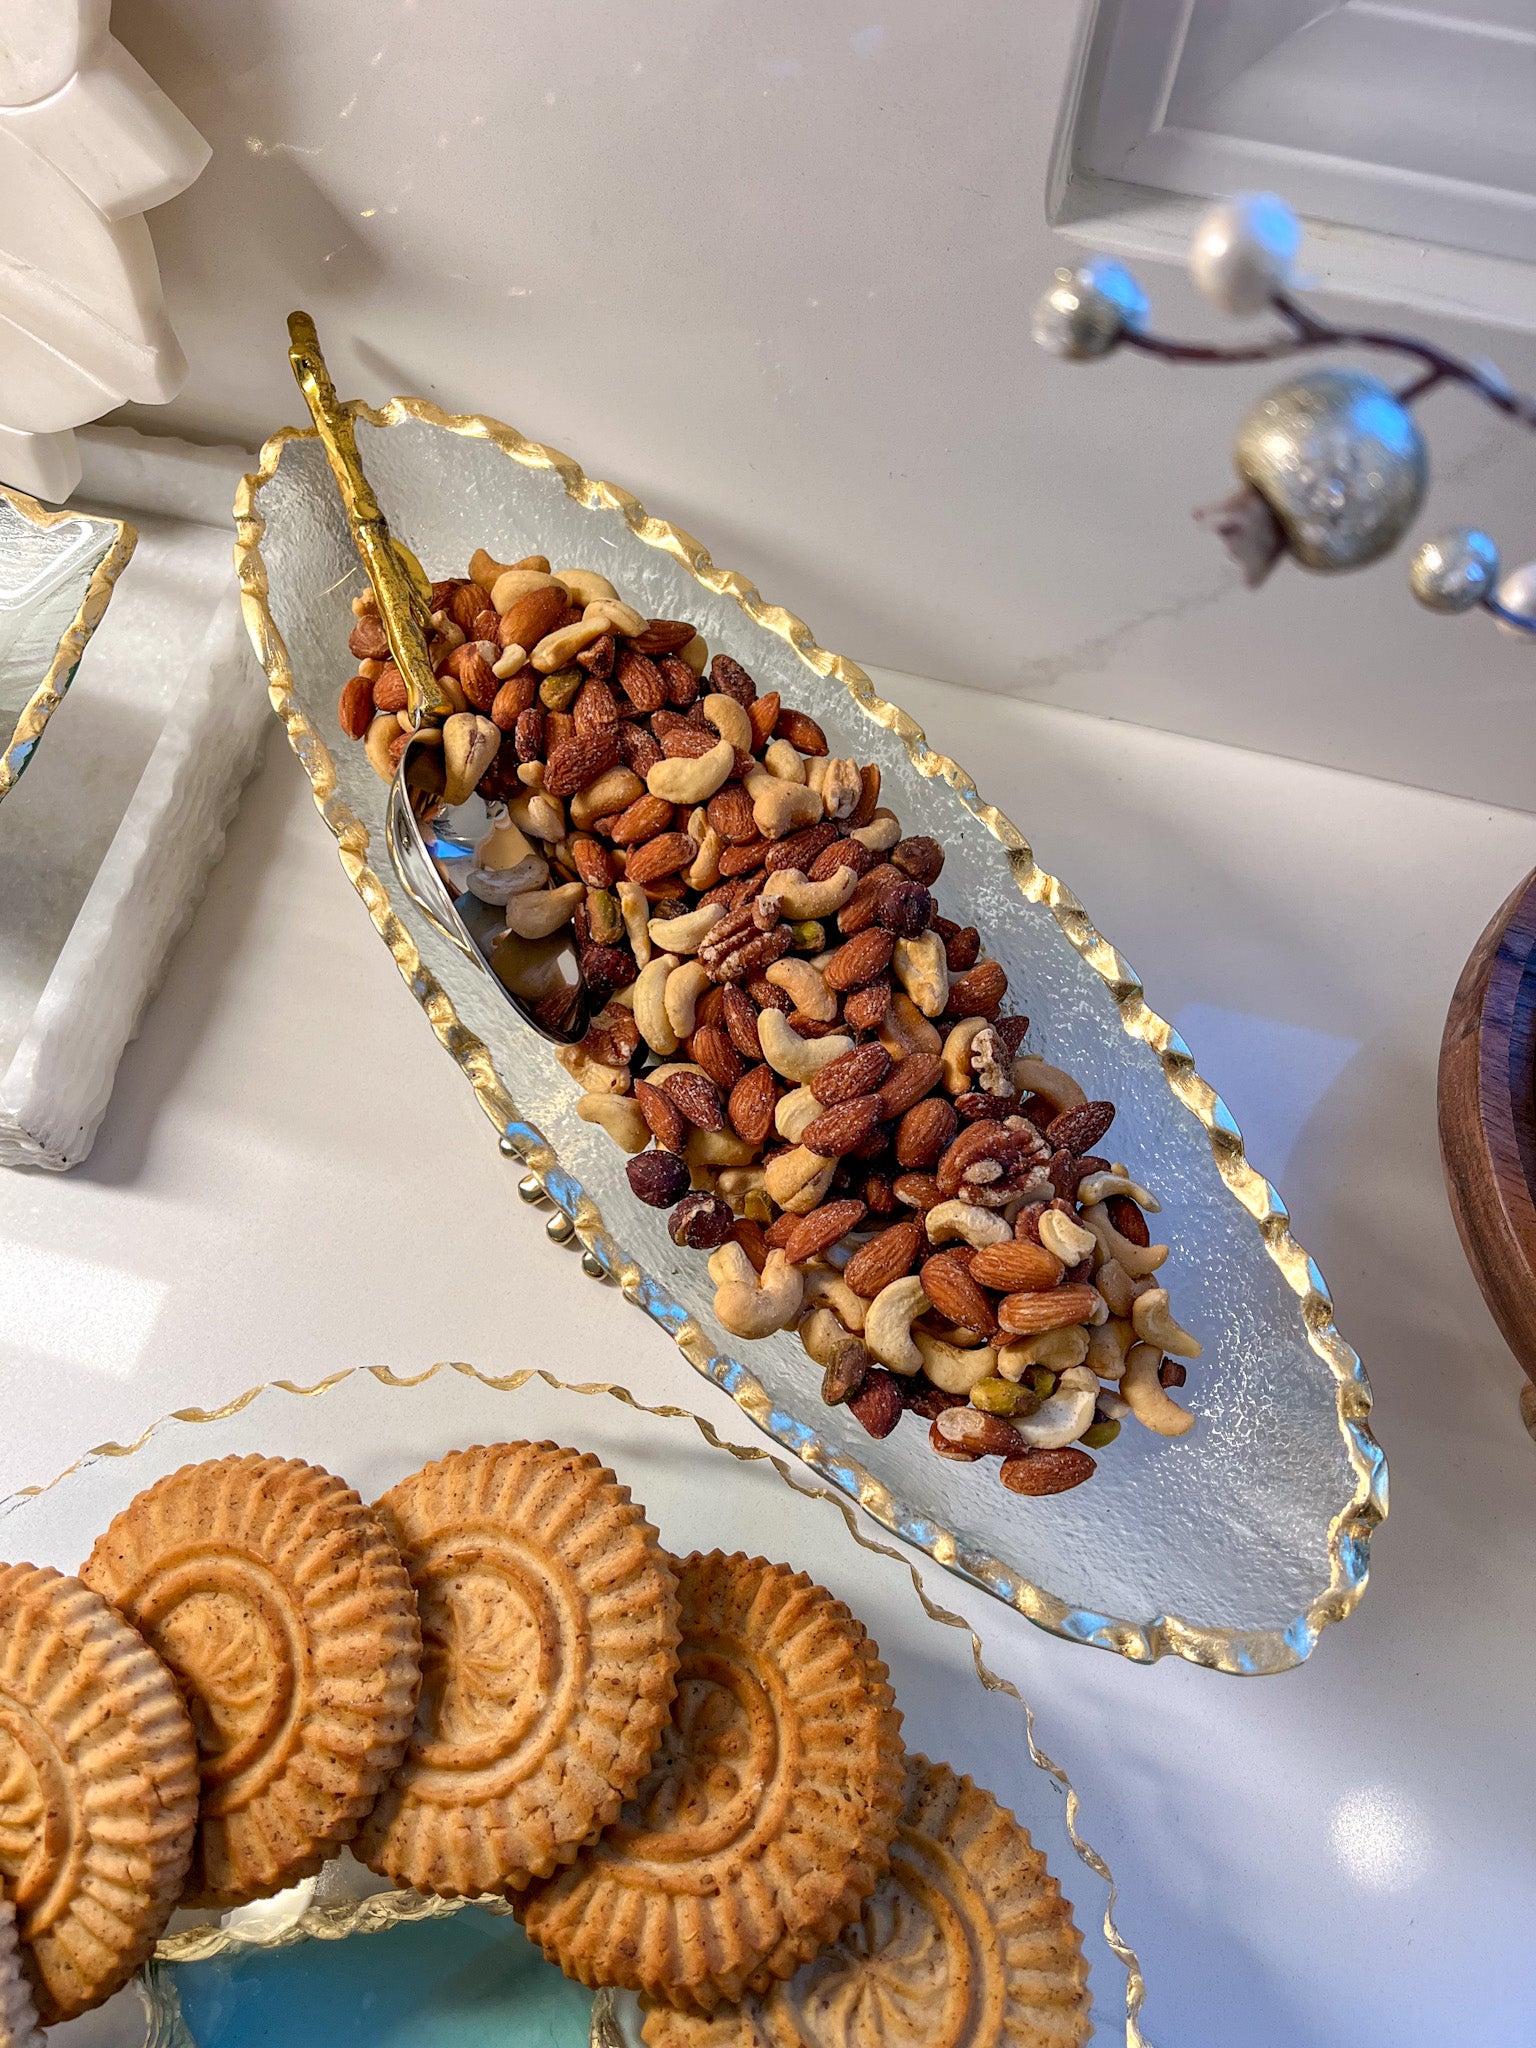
(0, 1364), (1149, 2044)
(0, 484), (137, 803)
(231, 400), (1384, 1676)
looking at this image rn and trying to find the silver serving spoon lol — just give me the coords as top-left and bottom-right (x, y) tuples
(287, 312), (588, 1044)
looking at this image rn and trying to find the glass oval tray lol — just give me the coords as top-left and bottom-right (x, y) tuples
(233, 402), (1384, 1674)
(0, 483), (135, 803)
(0, 1365), (1147, 2046)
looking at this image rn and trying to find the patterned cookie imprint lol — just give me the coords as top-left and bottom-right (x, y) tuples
(0, 1565), (198, 2024)
(519, 1551), (906, 2012)
(639, 1754), (1092, 2048)
(0, 1891), (40, 2048)
(81, 1456), (422, 1910)
(356, 1442), (682, 1895)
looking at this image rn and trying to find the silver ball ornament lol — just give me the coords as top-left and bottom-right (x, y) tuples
(1491, 560), (1536, 639)
(1234, 370), (1427, 572)
(1408, 528), (1500, 613)
(1031, 259), (1148, 362)
(1190, 193), (1301, 316)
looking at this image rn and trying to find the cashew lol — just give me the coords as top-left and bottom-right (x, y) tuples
(476, 816), (537, 871)
(893, 932), (949, 1019)
(708, 1243), (804, 1339)
(532, 616), (610, 673)
(1080, 1203), (1169, 1280)
(557, 1044), (630, 1093)
(756, 1008), (854, 1083)
(849, 813), (901, 853)
(576, 1094), (650, 1153)
(467, 821), (547, 905)
(649, 901), (726, 954)
(646, 738), (736, 804)
(766, 957), (836, 1022)
(799, 1265), (868, 1332)
(1010, 1055), (1086, 1113)
(878, 991), (943, 1060)
(799, 1306), (854, 1368)
(1131, 1287), (1201, 1360)
(924, 1200), (1013, 1249)
(686, 823), (723, 891)
(775, 1086), (824, 1143)
(1077, 1170), (1161, 1215)
(508, 789), (566, 842)
(821, 757), (863, 821)
(617, 879), (652, 967)
(803, 755), (829, 798)
(364, 713), (401, 781)
(1093, 1257), (1153, 1319)
(553, 568), (619, 607)
(686, 1127), (759, 1171)
(715, 1165), (766, 1213)
(632, 954), (681, 1055)
(916, 1331), (998, 1394)
(758, 737), (802, 782)
(491, 932), (576, 1002)
(504, 880), (585, 939)
(1086, 1316), (1135, 1381)
(1097, 1388), (1132, 1421)
(441, 713), (500, 807)
(700, 693), (753, 753)
(583, 597), (646, 637)
(1038, 1208), (1097, 1266)
(760, 866), (860, 920)
(864, 1276), (930, 1376)
(753, 780), (824, 840)
(492, 643), (528, 679)
(490, 568), (567, 612)
(678, 633), (708, 675)
(996, 1326), (1092, 1379)
(941, 1018), (990, 1095)
(664, 959), (713, 1038)
(1013, 1364), (1099, 1447)
(569, 766), (644, 828)
(763, 1146), (836, 1214)
(1121, 1342), (1196, 1437)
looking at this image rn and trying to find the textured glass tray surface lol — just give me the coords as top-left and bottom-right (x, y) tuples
(235, 404), (1382, 1672)
(0, 1368), (1144, 2044)
(0, 486), (132, 800)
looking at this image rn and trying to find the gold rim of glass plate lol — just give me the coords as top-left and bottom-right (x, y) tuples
(232, 398), (1386, 1676)
(0, 483), (137, 803)
(5, 1362), (1148, 2046)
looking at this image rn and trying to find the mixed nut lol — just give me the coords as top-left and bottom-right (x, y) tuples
(337, 549), (1202, 1496)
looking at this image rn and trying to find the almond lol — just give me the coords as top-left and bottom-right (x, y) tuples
(875, 1051), (945, 1120)
(934, 1121), (1040, 1202)
(660, 1069), (723, 1132)
(570, 835), (617, 888)
(727, 1063), (777, 1143)
(500, 585), (569, 655)
(706, 784), (758, 843)
(659, 723), (722, 760)
(837, 864), (901, 935)
(1106, 1193), (1150, 1247)
(608, 795), (677, 848)
(844, 1217), (924, 1298)
(843, 981), (892, 1032)
(718, 840), (769, 877)
(810, 1042), (891, 1106)
(920, 1250), (998, 1336)
(944, 925), (981, 972)
(657, 655), (700, 707)
(491, 671), (538, 728)
(617, 647), (668, 713)
(999, 1447), (1095, 1495)
(776, 707), (828, 755)
(577, 632), (616, 678)
(762, 822), (842, 878)
(799, 1094), (881, 1157)
(372, 663), (408, 714)
(443, 642), (497, 711)
(848, 1367), (902, 1438)
(618, 722), (664, 775)
(1047, 1100), (1117, 1155)
(721, 985), (763, 1062)
(709, 654), (758, 706)
(850, 762), (882, 827)
(945, 957), (1007, 1018)
(632, 619), (697, 656)
(995, 1283), (1100, 1337)
(936, 1407), (1023, 1458)
(747, 692), (781, 748)
(893, 1171), (943, 1211)
(338, 675), (374, 739)
(623, 830), (698, 884)
(783, 1197), (868, 1266)
(574, 676), (620, 732)
(543, 729), (620, 796)
(810, 835), (875, 881)
(969, 1239), (1064, 1292)
(823, 927), (895, 992)
(634, 1078), (686, 1154)
(690, 1024), (743, 1094)
(895, 1096), (957, 1170)
(348, 614), (388, 661)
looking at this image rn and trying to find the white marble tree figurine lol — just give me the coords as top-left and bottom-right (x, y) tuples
(0, 0), (208, 501)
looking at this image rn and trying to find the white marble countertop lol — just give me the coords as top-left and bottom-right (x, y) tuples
(7, 668), (1535, 2047)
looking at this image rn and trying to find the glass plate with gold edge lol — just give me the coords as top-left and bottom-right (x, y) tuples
(236, 404), (1384, 1674)
(0, 1366), (1146, 2047)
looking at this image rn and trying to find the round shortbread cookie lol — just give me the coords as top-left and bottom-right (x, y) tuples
(355, 1441), (681, 1896)
(639, 1754), (1092, 2048)
(0, 1564), (198, 2025)
(81, 1456), (422, 1910)
(0, 1893), (41, 2048)
(519, 1551), (906, 2012)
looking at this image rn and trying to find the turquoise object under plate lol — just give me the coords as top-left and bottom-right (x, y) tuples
(161, 1909), (595, 2047)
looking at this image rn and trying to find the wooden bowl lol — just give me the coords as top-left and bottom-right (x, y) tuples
(1439, 862), (1536, 1398)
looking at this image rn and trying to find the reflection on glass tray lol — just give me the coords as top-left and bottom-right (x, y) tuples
(0, 484), (135, 803)
(236, 400), (1384, 1673)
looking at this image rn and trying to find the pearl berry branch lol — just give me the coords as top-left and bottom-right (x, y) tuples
(1032, 193), (1536, 636)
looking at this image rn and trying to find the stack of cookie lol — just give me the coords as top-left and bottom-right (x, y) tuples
(0, 1440), (1092, 2046)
